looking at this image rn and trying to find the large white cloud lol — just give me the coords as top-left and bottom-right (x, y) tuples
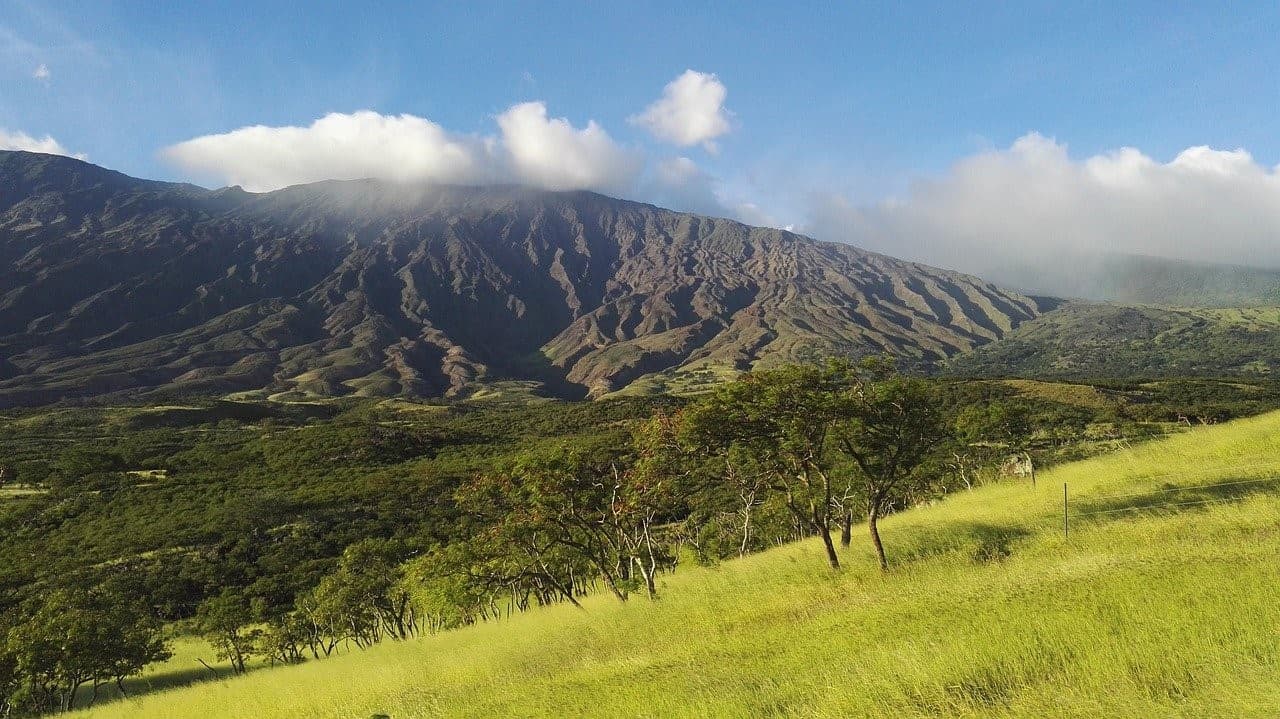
(163, 104), (641, 194)
(496, 102), (641, 193)
(163, 111), (501, 192)
(630, 70), (731, 151)
(806, 133), (1280, 281)
(0, 128), (84, 159)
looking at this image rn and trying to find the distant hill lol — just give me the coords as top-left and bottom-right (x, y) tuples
(944, 302), (1280, 379)
(978, 253), (1280, 307)
(0, 151), (1047, 407)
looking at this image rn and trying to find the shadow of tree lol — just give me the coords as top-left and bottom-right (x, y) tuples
(889, 521), (1034, 566)
(1074, 476), (1280, 520)
(73, 659), (274, 711)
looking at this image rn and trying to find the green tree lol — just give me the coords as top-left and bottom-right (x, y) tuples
(2, 587), (169, 713)
(456, 442), (678, 604)
(402, 547), (496, 633)
(833, 358), (951, 570)
(197, 589), (259, 674)
(457, 450), (633, 603)
(260, 613), (307, 666)
(0, 622), (16, 719)
(681, 362), (852, 568)
(308, 539), (418, 647)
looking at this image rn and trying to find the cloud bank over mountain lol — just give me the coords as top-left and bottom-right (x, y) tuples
(0, 127), (83, 159)
(157, 78), (1280, 289)
(806, 133), (1280, 282)
(162, 104), (647, 197)
(161, 70), (754, 224)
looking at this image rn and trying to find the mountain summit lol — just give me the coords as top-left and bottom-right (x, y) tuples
(0, 151), (1047, 406)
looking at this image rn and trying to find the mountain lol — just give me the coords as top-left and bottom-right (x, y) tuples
(944, 302), (1280, 379)
(0, 151), (1049, 407)
(974, 252), (1280, 307)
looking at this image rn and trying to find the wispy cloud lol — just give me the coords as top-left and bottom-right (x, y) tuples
(32, 62), (49, 82)
(0, 127), (85, 159)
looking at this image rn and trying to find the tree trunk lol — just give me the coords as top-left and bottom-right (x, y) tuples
(601, 571), (629, 602)
(819, 522), (840, 569)
(839, 510), (852, 547)
(868, 507), (888, 571)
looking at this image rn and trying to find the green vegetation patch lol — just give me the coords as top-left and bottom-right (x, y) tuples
(71, 411), (1280, 718)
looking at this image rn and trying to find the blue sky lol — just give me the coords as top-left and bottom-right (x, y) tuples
(4, 1), (1280, 272)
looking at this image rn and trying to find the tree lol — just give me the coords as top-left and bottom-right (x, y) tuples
(291, 589), (344, 659)
(260, 614), (307, 666)
(401, 547), (495, 633)
(459, 450), (634, 602)
(955, 401), (1036, 485)
(197, 589), (259, 674)
(0, 623), (16, 719)
(681, 362), (852, 568)
(307, 539), (418, 647)
(2, 587), (169, 713)
(455, 442), (679, 605)
(833, 358), (951, 571)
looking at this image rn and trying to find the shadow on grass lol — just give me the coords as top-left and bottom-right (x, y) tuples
(72, 658), (274, 711)
(1074, 476), (1280, 520)
(889, 521), (1034, 567)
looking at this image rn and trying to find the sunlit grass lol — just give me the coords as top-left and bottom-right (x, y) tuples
(77, 412), (1280, 718)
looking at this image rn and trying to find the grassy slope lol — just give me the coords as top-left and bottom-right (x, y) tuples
(78, 413), (1280, 718)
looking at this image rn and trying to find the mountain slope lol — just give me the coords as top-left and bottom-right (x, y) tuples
(74, 412), (1280, 718)
(0, 151), (1046, 406)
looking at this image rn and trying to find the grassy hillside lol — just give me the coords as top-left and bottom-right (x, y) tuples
(75, 412), (1280, 718)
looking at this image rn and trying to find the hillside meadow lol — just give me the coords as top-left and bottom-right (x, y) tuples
(71, 410), (1280, 718)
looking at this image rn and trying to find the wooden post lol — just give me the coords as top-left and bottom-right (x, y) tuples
(1062, 483), (1069, 540)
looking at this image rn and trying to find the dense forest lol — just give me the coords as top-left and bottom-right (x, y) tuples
(2, 368), (1279, 715)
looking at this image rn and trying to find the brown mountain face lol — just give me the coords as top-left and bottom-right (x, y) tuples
(0, 151), (1048, 406)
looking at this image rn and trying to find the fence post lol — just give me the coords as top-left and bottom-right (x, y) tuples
(1063, 483), (1069, 540)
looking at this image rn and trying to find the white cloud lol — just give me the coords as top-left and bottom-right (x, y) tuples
(805, 132), (1280, 283)
(0, 128), (84, 159)
(631, 70), (731, 151)
(496, 102), (641, 193)
(158, 100), (776, 227)
(163, 105), (641, 195)
(32, 62), (49, 81)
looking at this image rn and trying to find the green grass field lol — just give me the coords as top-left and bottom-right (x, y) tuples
(76, 412), (1280, 718)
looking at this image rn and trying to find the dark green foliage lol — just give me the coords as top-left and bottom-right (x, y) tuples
(680, 362), (854, 568)
(832, 359), (952, 570)
(196, 590), (259, 674)
(1, 585), (169, 714)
